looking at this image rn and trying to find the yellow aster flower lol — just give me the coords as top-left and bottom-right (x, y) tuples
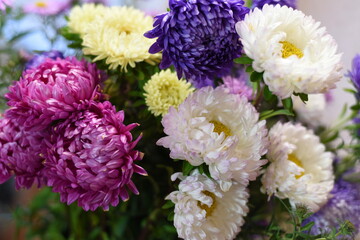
(81, 6), (161, 71)
(68, 4), (107, 36)
(143, 69), (194, 117)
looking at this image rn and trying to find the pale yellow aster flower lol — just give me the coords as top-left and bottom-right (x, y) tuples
(143, 69), (194, 117)
(81, 6), (161, 71)
(68, 4), (107, 36)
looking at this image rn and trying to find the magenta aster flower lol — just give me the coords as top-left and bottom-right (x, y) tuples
(0, 117), (47, 189)
(23, 0), (71, 16)
(5, 57), (105, 131)
(44, 101), (146, 211)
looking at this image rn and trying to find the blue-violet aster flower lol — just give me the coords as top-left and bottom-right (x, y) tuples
(25, 50), (64, 70)
(43, 101), (147, 211)
(144, 0), (249, 88)
(5, 57), (106, 131)
(303, 179), (360, 237)
(348, 54), (360, 93)
(252, 0), (297, 9)
(0, 117), (47, 189)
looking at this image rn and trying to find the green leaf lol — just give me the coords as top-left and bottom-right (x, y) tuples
(234, 56), (253, 65)
(167, 212), (175, 221)
(301, 221), (314, 232)
(182, 161), (195, 176)
(259, 109), (294, 121)
(344, 88), (357, 94)
(294, 93), (308, 103)
(282, 97), (293, 112)
(9, 30), (32, 43)
(245, 65), (253, 73)
(250, 71), (263, 82)
(263, 85), (277, 102)
(322, 131), (339, 144)
(162, 201), (175, 210)
(351, 104), (360, 111)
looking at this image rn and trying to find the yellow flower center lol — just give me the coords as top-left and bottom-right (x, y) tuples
(197, 191), (217, 217)
(35, 1), (47, 8)
(209, 120), (232, 138)
(288, 153), (304, 179)
(280, 41), (304, 59)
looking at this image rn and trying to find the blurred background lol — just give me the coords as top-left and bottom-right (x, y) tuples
(0, 0), (359, 239)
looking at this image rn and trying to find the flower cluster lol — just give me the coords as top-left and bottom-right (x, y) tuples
(2, 1), (358, 239)
(0, 53), (145, 211)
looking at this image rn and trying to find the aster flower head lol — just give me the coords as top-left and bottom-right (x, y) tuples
(23, 0), (71, 15)
(68, 3), (107, 36)
(145, 0), (249, 88)
(262, 122), (334, 212)
(25, 50), (64, 70)
(167, 170), (249, 240)
(44, 101), (146, 211)
(0, 117), (47, 189)
(0, 0), (13, 11)
(220, 69), (252, 100)
(143, 69), (194, 116)
(348, 54), (360, 92)
(6, 57), (105, 131)
(236, 5), (342, 99)
(80, 5), (161, 71)
(157, 86), (268, 191)
(303, 179), (360, 238)
(252, 0), (297, 9)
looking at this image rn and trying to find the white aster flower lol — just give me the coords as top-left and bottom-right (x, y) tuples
(292, 93), (327, 127)
(261, 122), (334, 212)
(157, 86), (268, 191)
(166, 170), (249, 240)
(236, 4), (342, 99)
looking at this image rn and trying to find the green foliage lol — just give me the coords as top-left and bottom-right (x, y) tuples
(234, 56), (254, 65)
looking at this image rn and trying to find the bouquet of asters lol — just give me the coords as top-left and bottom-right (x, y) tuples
(0, 0), (359, 239)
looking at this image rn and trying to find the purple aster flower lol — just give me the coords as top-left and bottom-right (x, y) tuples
(144, 0), (249, 88)
(43, 101), (147, 211)
(0, 117), (47, 189)
(252, 0), (297, 9)
(303, 179), (360, 237)
(348, 54), (360, 92)
(25, 50), (64, 70)
(5, 57), (106, 131)
(220, 68), (252, 100)
(0, 0), (13, 11)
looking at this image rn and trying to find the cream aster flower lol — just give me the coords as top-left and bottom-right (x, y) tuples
(236, 4), (342, 99)
(166, 170), (249, 240)
(143, 69), (194, 116)
(261, 122), (334, 212)
(292, 93), (327, 127)
(81, 6), (160, 71)
(68, 4), (107, 36)
(157, 86), (268, 191)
